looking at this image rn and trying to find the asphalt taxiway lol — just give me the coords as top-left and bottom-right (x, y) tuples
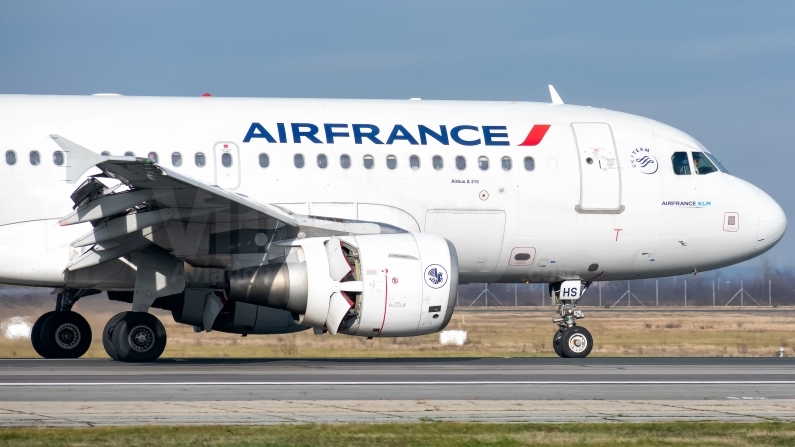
(0, 358), (793, 425)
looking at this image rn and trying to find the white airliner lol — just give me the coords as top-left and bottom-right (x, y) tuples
(0, 87), (786, 361)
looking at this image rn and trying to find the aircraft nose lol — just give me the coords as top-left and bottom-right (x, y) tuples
(756, 189), (786, 249)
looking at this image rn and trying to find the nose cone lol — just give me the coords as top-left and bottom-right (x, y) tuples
(756, 190), (786, 249)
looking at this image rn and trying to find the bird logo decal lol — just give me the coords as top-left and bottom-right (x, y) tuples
(424, 264), (448, 289)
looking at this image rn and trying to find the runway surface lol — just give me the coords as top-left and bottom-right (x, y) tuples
(1, 357), (794, 425)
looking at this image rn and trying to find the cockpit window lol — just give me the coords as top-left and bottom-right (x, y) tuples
(671, 152), (691, 175)
(691, 152), (718, 175)
(704, 152), (729, 174)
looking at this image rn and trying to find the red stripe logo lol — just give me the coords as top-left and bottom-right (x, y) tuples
(518, 124), (551, 146)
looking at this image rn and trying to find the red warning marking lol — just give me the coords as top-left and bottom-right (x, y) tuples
(201, 93), (211, 97)
(518, 124), (551, 146)
(614, 228), (623, 241)
(392, 277), (399, 284)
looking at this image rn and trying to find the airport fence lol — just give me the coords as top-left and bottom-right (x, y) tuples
(457, 275), (795, 307)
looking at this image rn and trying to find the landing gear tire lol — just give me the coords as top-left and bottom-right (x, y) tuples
(31, 311), (56, 358)
(102, 311), (131, 360)
(110, 312), (167, 363)
(37, 311), (92, 358)
(558, 326), (593, 359)
(552, 329), (566, 358)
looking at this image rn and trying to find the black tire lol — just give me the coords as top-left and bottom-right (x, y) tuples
(31, 311), (57, 358)
(552, 329), (566, 358)
(559, 326), (593, 359)
(111, 312), (167, 363)
(102, 312), (131, 360)
(39, 311), (92, 359)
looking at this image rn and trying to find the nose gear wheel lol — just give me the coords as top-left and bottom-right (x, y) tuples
(558, 326), (593, 358)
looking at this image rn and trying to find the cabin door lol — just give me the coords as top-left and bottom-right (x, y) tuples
(572, 123), (621, 211)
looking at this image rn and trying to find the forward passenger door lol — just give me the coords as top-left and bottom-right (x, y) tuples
(572, 123), (621, 211)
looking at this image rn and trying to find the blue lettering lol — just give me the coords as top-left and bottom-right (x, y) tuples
(243, 123), (277, 143)
(324, 123), (350, 144)
(352, 124), (383, 144)
(483, 126), (509, 146)
(291, 123), (322, 144)
(418, 125), (449, 145)
(451, 125), (481, 146)
(386, 124), (419, 145)
(277, 123), (287, 143)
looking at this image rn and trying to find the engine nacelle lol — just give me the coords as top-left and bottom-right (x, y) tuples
(226, 233), (458, 337)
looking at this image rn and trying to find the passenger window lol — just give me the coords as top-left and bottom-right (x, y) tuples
(317, 154), (328, 169)
(502, 156), (512, 171)
(363, 154), (374, 170)
(478, 156), (489, 171)
(691, 152), (717, 175)
(671, 152), (690, 175)
(259, 153), (269, 168)
(5, 151), (15, 165)
(172, 152), (182, 167)
(456, 156), (466, 170)
(410, 155), (420, 170)
(53, 151), (64, 166)
(221, 153), (232, 167)
(124, 151), (135, 157)
(386, 155), (397, 169)
(101, 151), (111, 156)
(340, 154), (351, 169)
(294, 154), (305, 168)
(524, 156), (535, 171)
(147, 152), (159, 163)
(195, 152), (206, 167)
(29, 151), (40, 166)
(433, 155), (443, 170)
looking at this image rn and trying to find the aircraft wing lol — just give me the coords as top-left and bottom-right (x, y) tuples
(50, 134), (402, 271)
(52, 134), (297, 229)
(92, 157), (298, 228)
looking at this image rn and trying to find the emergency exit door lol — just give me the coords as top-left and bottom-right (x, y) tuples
(214, 142), (240, 190)
(572, 123), (621, 211)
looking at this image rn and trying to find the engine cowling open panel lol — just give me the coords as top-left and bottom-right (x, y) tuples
(353, 234), (423, 337)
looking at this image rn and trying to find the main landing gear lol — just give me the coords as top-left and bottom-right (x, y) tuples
(30, 289), (97, 359)
(31, 289), (168, 362)
(102, 311), (167, 362)
(549, 281), (593, 358)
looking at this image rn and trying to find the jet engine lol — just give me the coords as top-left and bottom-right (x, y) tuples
(225, 233), (458, 337)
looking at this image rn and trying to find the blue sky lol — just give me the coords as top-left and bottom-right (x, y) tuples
(1, 1), (793, 266)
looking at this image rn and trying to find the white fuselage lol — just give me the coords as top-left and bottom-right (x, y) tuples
(0, 95), (786, 287)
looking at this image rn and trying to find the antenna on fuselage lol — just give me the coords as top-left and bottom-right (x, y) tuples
(548, 85), (564, 105)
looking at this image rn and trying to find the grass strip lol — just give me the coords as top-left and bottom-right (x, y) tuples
(1, 421), (794, 447)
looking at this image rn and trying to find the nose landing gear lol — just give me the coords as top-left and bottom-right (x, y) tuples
(550, 281), (593, 358)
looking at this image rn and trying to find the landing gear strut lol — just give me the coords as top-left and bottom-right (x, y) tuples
(550, 281), (593, 358)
